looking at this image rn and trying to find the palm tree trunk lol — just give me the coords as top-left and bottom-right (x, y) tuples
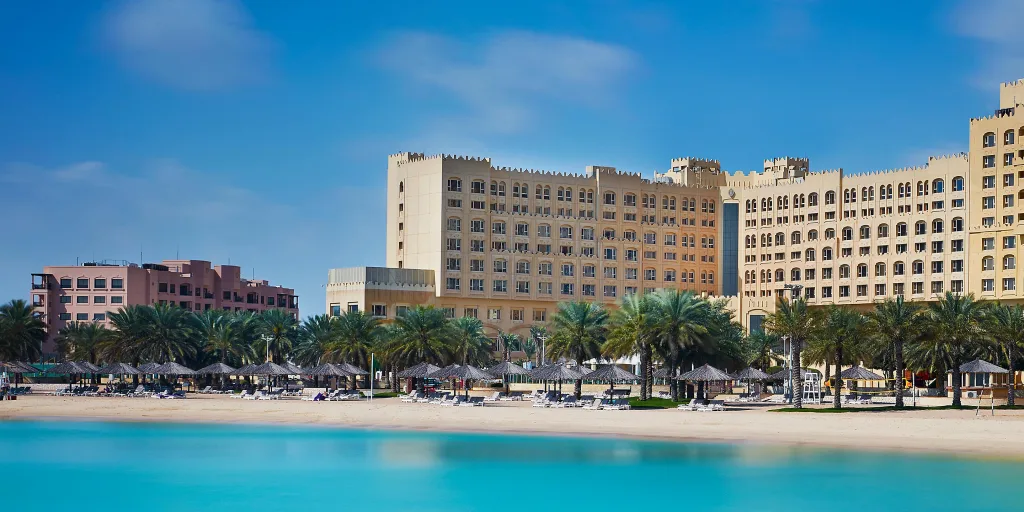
(391, 363), (400, 392)
(669, 362), (678, 401)
(574, 378), (582, 398)
(833, 347), (842, 409)
(895, 341), (905, 408)
(791, 340), (803, 408)
(951, 366), (962, 408)
(638, 346), (648, 401)
(1008, 345), (1016, 407)
(823, 362), (831, 392)
(644, 348), (653, 398)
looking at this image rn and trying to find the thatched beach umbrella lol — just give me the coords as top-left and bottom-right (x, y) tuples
(429, 364), (462, 379)
(281, 362), (305, 375)
(47, 361), (89, 390)
(96, 362), (140, 376)
(307, 363), (350, 390)
(336, 362), (368, 375)
(489, 361), (528, 394)
(233, 363), (258, 375)
(396, 362), (441, 393)
(840, 366), (885, 381)
(196, 362), (236, 375)
(444, 365), (495, 399)
(734, 367), (771, 396)
(678, 364), (733, 401)
(529, 364), (584, 396)
(250, 362), (291, 393)
(153, 362), (195, 392)
(586, 364), (638, 398)
(137, 362), (161, 373)
(76, 361), (101, 373)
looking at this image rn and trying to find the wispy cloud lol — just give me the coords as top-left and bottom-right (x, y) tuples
(377, 30), (638, 133)
(103, 0), (274, 91)
(951, 0), (1024, 87)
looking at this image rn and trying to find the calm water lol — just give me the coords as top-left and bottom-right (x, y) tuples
(5, 420), (1022, 511)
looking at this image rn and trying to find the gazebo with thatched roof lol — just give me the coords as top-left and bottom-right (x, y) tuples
(396, 362), (442, 393)
(950, 359), (1011, 399)
(586, 364), (638, 398)
(96, 362), (140, 376)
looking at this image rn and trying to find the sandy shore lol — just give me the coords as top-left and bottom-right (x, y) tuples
(4, 394), (1024, 459)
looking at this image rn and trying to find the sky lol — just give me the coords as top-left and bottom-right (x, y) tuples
(1, 0), (1022, 315)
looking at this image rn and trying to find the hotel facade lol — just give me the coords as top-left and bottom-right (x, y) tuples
(31, 259), (299, 356)
(328, 78), (1024, 334)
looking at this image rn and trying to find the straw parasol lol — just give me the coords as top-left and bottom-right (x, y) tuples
(529, 364), (584, 381)
(196, 363), (236, 375)
(677, 364), (733, 382)
(840, 365), (885, 381)
(429, 364), (462, 379)
(586, 364), (638, 398)
(47, 361), (87, 374)
(653, 367), (673, 379)
(15, 362), (40, 373)
(76, 361), (101, 373)
(308, 363), (351, 377)
(250, 362), (291, 376)
(488, 361), (529, 394)
(735, 367), (771, 381)
(959, 359), (1008, 374)
(280, 362), (305, 375)
(96, 362), (140, 375)
(153, 362), (195, 375)
(397, 362), (441, 379)
(1, 362), (35, 374)
(336, 362), (368, 376)
(137, 362), (161, 373)
(233, 363), (258, 376)
(444, 365), (495, 399)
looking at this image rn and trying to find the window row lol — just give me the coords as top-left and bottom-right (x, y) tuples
(59, 295), (125, 305)
(443, 273), (716, 293)
(981, 128), (1023, 148)
(59, 277), (124, 289)
(744, 259), (965, 284)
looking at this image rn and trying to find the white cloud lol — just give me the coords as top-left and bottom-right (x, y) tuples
(951, 0), (1024, 87)
(377, 30), (638, 133)
(103, 0), (273, 91)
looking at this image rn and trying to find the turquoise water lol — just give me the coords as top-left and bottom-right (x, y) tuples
(5, 421), (1022, 511)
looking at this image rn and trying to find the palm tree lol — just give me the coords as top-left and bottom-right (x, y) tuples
(912, 292), (987, 408)
(868, 296), (924, 408)
(809, 306), (869, 409)
(143, 303), (199, 363)
(546, 301), (608, 398)
(763, 298), (820, 409)
(258, 309), (298, 363)
(383, 306), (453, 367)
(0, 299), (46, 361)
(496, 331), (519, 362)
(195, 310), (253, 386)
(986, 304), (1024, 407)
(293, 314), (338, 367)
(520, 337), (538, 365)
(55, 322), (110, 364)
(650, 290), (710, 401)
(327, 310), (381, 388)
(604, 294), (655, 400)
(746, 331), (782, 370)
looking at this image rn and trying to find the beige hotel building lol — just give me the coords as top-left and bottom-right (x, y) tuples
(327, 78), (1024, 333)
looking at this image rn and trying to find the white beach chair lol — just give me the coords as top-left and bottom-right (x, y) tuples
(483, 391), (502, 402)
(246, 391), (263, 400)
(401, 391), (423, 402)
(582, 399), (603, 410)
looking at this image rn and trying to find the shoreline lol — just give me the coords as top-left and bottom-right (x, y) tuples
(4, 395), (1024, 460)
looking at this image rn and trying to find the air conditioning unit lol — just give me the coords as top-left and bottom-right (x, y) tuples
(965, 390), (978, 398)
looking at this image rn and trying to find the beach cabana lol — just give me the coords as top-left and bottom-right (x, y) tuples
(308, 363), (351, 390)
(443, 365), (495, 399)
(47, 361), (90, 390)
(838, 365), (885, 397)
(196, 363), (237, 390)
(96, 362), (140, 376)
(586, 364), (638, 398)
(529, 364), (584, 395)
(396, 362), (442, 393)
(335, 362), (369, 388)
(250, 362), (291, 393)
(734, 367), (770, 397)
(153, 362), (196, 392)
(950, 359), (1010, 399)
(678, 364), (733, 400)
(488, 361), (529, 394)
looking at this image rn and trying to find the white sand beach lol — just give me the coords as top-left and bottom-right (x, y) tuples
(4, 394), (1024, 458)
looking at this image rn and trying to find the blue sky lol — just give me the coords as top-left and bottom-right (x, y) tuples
(1, 0), (1021, 315)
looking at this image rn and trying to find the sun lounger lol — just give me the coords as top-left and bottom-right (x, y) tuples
(554, 395), (577, 408)
(245, 391), (263, 400)
(401, 391), (423, 402)
(698, 400), (724, 411)
(678, 399), (705, 411)
(483, 391), (502, 402)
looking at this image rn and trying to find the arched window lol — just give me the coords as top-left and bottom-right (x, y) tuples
(856, 263), (868, 278)
(952, 217), (963, 232)
(932, 179), (944, 194)
(912, 260), (924, 274)
(565, 188), (572, 201)
(543, 186), (551, 199)
(775, 269), (785, 282)
(898, 183), (905, 198)
(859, 225), (870, 239)
(624, 193), (636, 207)
(839, 265), (850, 279)
(1006, 129), (1016, 145)
(557, 187), (565, 201)
(915, 221), (926, 235)
(805, 248), (815, 261)
(825, 191), (835, 205)
(808, 229), (818, 241)
(894, 262), (905, 275)
(875, 263), (886, 277)
(497, 182), (506, 196)
(822, 247), (833, 261)
(932, 219), (943, 233)
(861, 187), (868, 201)
(877, 224), (889, 238)
(580, 188), (587, 203)
(808, 192), (819, 206)
(952, 176), (964, 192)
(983, 131), (996, 148)
(982, 256), (994, 271)
(791, 231), (801, 244)
(825, 228), (835, 239)
(536, 185), (543, 199)
(791, 268), (801, 281)
(842, 227), (853, 241)
(603, 191), (616, 205)
(896, 222), (908, 237)
(624, 230), (636, 241)
(775, 233), (785, 246)
(1005, 255), (1016, 270)
(399, 181), (405, 193)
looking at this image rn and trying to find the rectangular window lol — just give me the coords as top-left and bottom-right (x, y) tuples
(582, 284), (596, 296)
(330, 304), (341, 317)
(1006, 236), (1017, 249)
(493, 280), (508, 293)
(94, 278), (106, 289)
(59, 296), (71, 304)
(539, 282), (552, 295)
(470, 259), (485, 272)
(93, 313), (105, 321)
(447, 178), (462, 192)
(1004, 278), (1016, 291)
(60, 278), (72, 288)
(372, 304), (387, 317)
(561, 283), (574, 295)
(511, 308), (524, 322)
(77, 278), (89, 288)
(516, 281), (530, 294)
(76, 313), (88, 321)
(76, 295), (88, 304)
(58, 313), (72, 321)
(470, 279), (484, 291)
(94, 296), (106, 304)
(446, 278), (460, 291)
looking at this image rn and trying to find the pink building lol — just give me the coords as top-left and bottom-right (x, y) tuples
(30, 259), (299, 357)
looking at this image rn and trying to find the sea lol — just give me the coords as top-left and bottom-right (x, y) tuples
(4, 420), (1021, 511)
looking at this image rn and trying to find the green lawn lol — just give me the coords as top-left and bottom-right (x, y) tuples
(771, 403), (1024, 413)
(628, 397), (690, 409)
(364, 391), (400, 398)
